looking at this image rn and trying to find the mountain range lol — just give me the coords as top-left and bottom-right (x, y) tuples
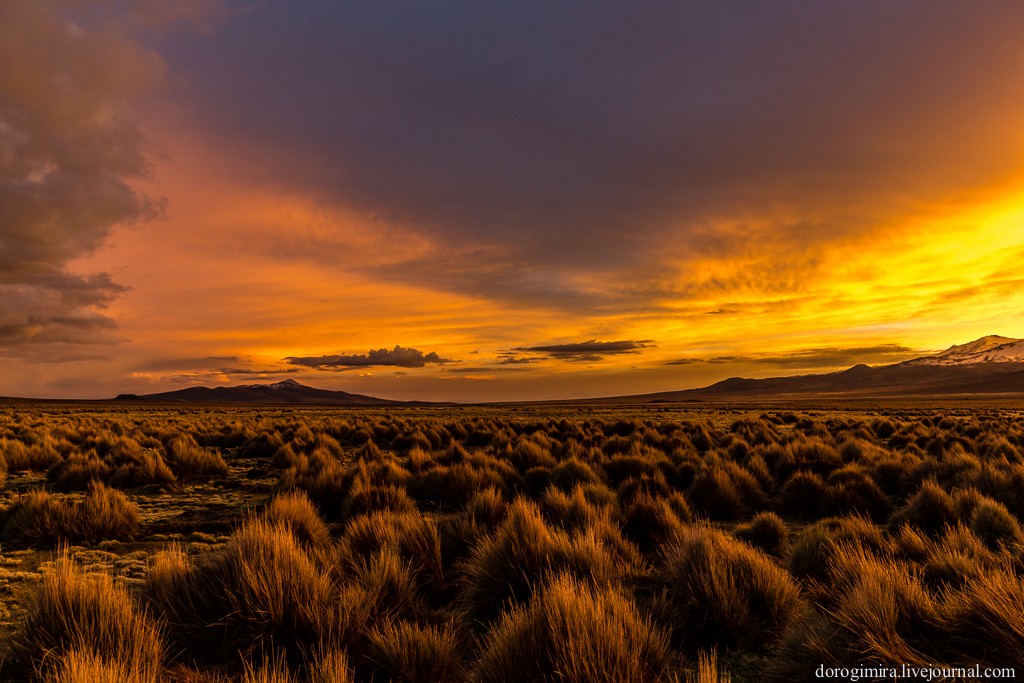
(114, 379), (418, 406)
(597, 335), (1024, 403)
(106, 335), (1024, 405)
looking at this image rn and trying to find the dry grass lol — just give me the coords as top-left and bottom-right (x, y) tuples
(459, 498), (620, 627)
(658, 524), (803, 652)
(4, 405), (1024, 681)
(367, 620), (465, 683)
(2, 482), (140, 547)
(473, 573), (674, 683)
(5, 554), (163, 681)
(164, 435), (229, 481)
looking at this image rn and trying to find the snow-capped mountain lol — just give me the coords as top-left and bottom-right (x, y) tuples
(900, 336), (1024, 366)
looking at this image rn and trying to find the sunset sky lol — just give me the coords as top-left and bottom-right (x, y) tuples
(3, 1), (1024, 401)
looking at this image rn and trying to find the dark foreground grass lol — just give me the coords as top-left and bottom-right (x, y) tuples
(0, 404), (1022, 681)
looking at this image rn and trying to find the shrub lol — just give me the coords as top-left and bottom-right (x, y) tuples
(473, 573), (673, 683)
(658, 524), (803, 651)
(5, 556), (162, 681)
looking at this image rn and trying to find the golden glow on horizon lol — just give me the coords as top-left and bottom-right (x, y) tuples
(65, 143), (1024, 398)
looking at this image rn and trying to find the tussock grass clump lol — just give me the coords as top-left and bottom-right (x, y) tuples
(342, 481), (418, 520)
(686, 467), (747, 521)
(788, 515), (888, 585)
(473, 573), (674, 683)
(146, 518), (360, 666)
(465, 487), (507, 530)
(460, 499), (620, 627)
(307, 649), (355, 683)
(780, 470), (826, 519)
(48, 452), (114, 491)
(786, 436), (842, 473)
(367, 620), (465, 683)
(945, 570), (1024, 667)
(547, 457), (605, 492)
(539, 484), (607, 532)
(5, 555), (163, 681)
(77, 480), (141, 543)
(658, 524), (803, 652)
(241, 652), (294, 683)
(280, 449), (349, 520)
(164, 435), (229, 481)
(3, 436), (63, 474)
(622, 492), (689, 554)
(824, 467), (892, 521)
(825, 546), (946, 666)
(968, 497), (1023, 550)
(734, 511), (789, 559)
(889, 480), (957, 535)
(351, 547), (426, 622)
(262, 490), (332, 549)
(412, 463), (508, 509)
(2, 482), (140, 547)
(44, 647), (150, 683)
(687, 649), (732, 683)
(919, 524), (1000, 589)
(340, 510), (445, 596)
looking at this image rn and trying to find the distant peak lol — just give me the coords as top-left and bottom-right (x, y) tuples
(237, 378), (307, 390)
(901, 335), (1024, 366)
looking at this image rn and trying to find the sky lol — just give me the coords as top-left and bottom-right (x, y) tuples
(3, 0), (1024, 401)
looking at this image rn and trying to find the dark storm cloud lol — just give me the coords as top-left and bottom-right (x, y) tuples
(157, 1), (1024, 307)
(497, 356), (543, 365)
(515, 340), (652, 362)
(666, 344), (916, 369)
(285, 346), (454, 370)
(0, 1), (164, 352)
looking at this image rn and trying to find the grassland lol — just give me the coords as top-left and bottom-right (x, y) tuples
(0, 402), (1021, 681)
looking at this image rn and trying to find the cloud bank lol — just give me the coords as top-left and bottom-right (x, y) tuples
(515, 340), (653, 362)
(286, 346), (453, 370)
(0, 0), (164, 355)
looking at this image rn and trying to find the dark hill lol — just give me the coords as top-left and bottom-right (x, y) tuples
(594, 362), (1024, 403)
(112, 379), (420, 406)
